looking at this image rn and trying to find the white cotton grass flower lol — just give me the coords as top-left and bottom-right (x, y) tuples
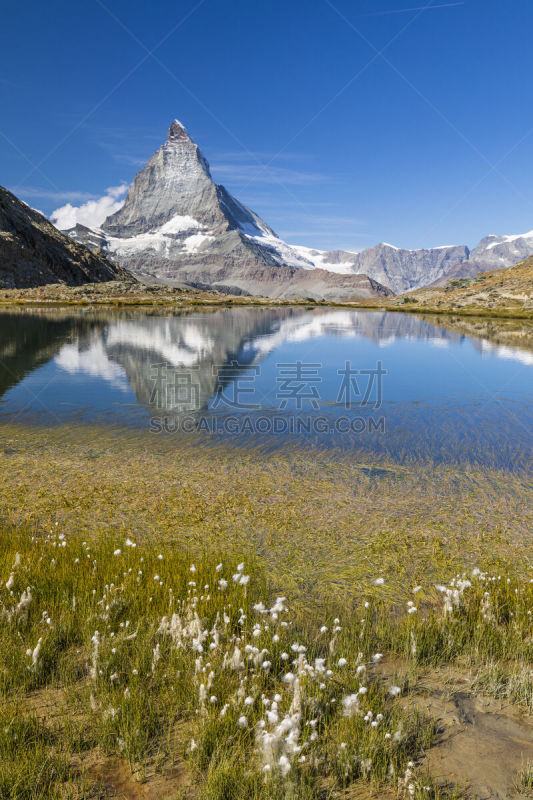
(374, 577), (385, 585)
(27, 637), (43, 671)
(5, 573), (15, 591)
(90, 631), (99, 681)
(279, 754), (291, 776)
(15, 587), (32, 616)
(237, 562), (245, 573)
(238, 715), (248, 728)
(337, 657), (347, 667)
(389, 685), (402, 697)
(342, 693), (359, 717)
(151, 643), (161, 674)
(372, 653), (383, 663)
(113, 549), (121, 556)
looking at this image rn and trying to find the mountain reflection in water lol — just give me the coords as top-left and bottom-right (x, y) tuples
(0, 307), (531, 467)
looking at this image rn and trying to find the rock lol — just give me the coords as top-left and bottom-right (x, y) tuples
(0, 185), (133, 289)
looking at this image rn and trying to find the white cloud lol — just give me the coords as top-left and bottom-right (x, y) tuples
(50, 184), (128, 231)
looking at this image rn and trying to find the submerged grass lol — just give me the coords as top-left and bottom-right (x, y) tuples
(0, 423), (531, 614)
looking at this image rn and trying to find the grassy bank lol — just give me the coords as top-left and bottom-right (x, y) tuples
(2, 524), (533, 799)
(0, 273), (531, 321)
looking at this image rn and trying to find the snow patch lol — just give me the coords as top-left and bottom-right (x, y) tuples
(291, 245), (359, 274)
(484, 230), (533, 250)
(242, 232), (313, 269)
(104, 215), (210, 258)
(183, 233), (214, 252)
(159, 215), (201, 234)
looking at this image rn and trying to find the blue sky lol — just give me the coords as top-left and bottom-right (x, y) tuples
(1, 0), (533, 251)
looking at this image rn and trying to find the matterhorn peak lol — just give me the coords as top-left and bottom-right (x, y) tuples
(76, 117), (397, 300)
(167, 119), (190, 143)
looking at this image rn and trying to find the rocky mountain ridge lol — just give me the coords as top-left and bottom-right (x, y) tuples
(294, 233), (533, 294)
(293, 243), (471, 293)
(0, 185), (131, 289)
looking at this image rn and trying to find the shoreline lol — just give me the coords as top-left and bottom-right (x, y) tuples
(0, 291), (531, 320)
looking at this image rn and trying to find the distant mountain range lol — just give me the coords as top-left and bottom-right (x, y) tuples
(57, 119), (533, 298)
(293, 231), (533, 294)
(0, 185), (130, 289)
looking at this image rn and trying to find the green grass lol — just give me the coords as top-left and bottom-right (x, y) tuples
(1, 523), (533, 799)
(518, 761), (533, 793)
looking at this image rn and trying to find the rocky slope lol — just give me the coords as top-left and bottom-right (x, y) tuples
(389, 256), (533, 314)
(64, 121), (392, 302)
(0, 185), (131, 289)
(430, 229), (533, 286)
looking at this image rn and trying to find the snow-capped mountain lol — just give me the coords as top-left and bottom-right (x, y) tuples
(64, 121), (391, 302)
(429, 230), (533, 286)
(60, 118), (533, 297)
(295, 232), (533, 293)
(470, 229), (533, 267)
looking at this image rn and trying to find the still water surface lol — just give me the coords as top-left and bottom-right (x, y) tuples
(0, 307), (531, 466)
